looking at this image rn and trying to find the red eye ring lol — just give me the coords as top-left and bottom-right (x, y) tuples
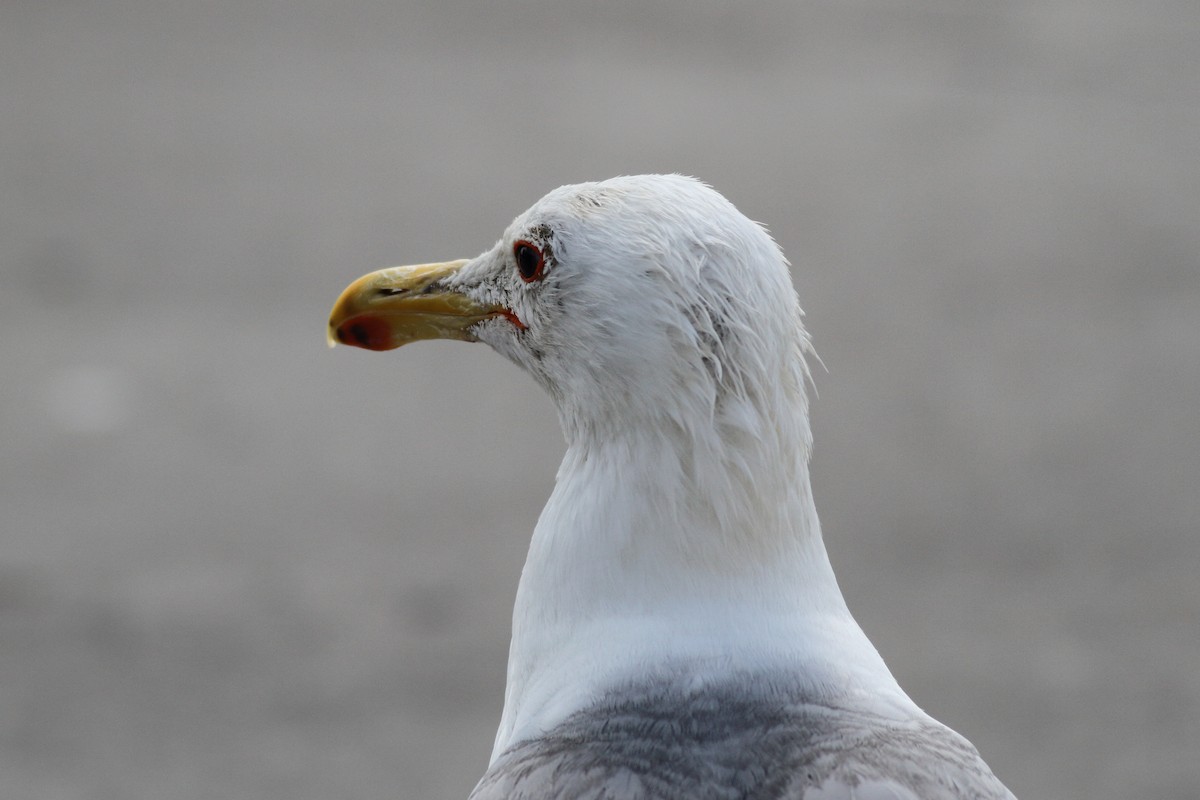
(513, 240), (545, 282)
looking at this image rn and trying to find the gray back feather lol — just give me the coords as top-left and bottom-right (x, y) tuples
(470, 677), (1015, 800)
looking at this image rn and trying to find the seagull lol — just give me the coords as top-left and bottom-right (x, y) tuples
(328, 175), (1016, 799)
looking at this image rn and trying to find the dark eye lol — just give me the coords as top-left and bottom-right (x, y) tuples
(513, 240), (545, 282)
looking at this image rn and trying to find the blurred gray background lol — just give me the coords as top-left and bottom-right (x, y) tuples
(2, 1), (1197, 798)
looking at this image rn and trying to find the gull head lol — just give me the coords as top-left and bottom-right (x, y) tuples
(329, 175), (812, 443)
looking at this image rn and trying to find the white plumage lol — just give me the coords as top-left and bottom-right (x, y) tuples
(329, 175), (1015, 799)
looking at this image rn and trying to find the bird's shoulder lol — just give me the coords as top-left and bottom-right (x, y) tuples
(469, 678), (1015, 800)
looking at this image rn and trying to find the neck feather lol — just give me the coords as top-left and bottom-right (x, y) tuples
(491, 374), (905, 759)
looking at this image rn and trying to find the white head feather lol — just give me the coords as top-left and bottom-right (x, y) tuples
(451, 176), (815, 544)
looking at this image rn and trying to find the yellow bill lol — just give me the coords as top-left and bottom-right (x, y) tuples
(328, 260), (516, 351)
